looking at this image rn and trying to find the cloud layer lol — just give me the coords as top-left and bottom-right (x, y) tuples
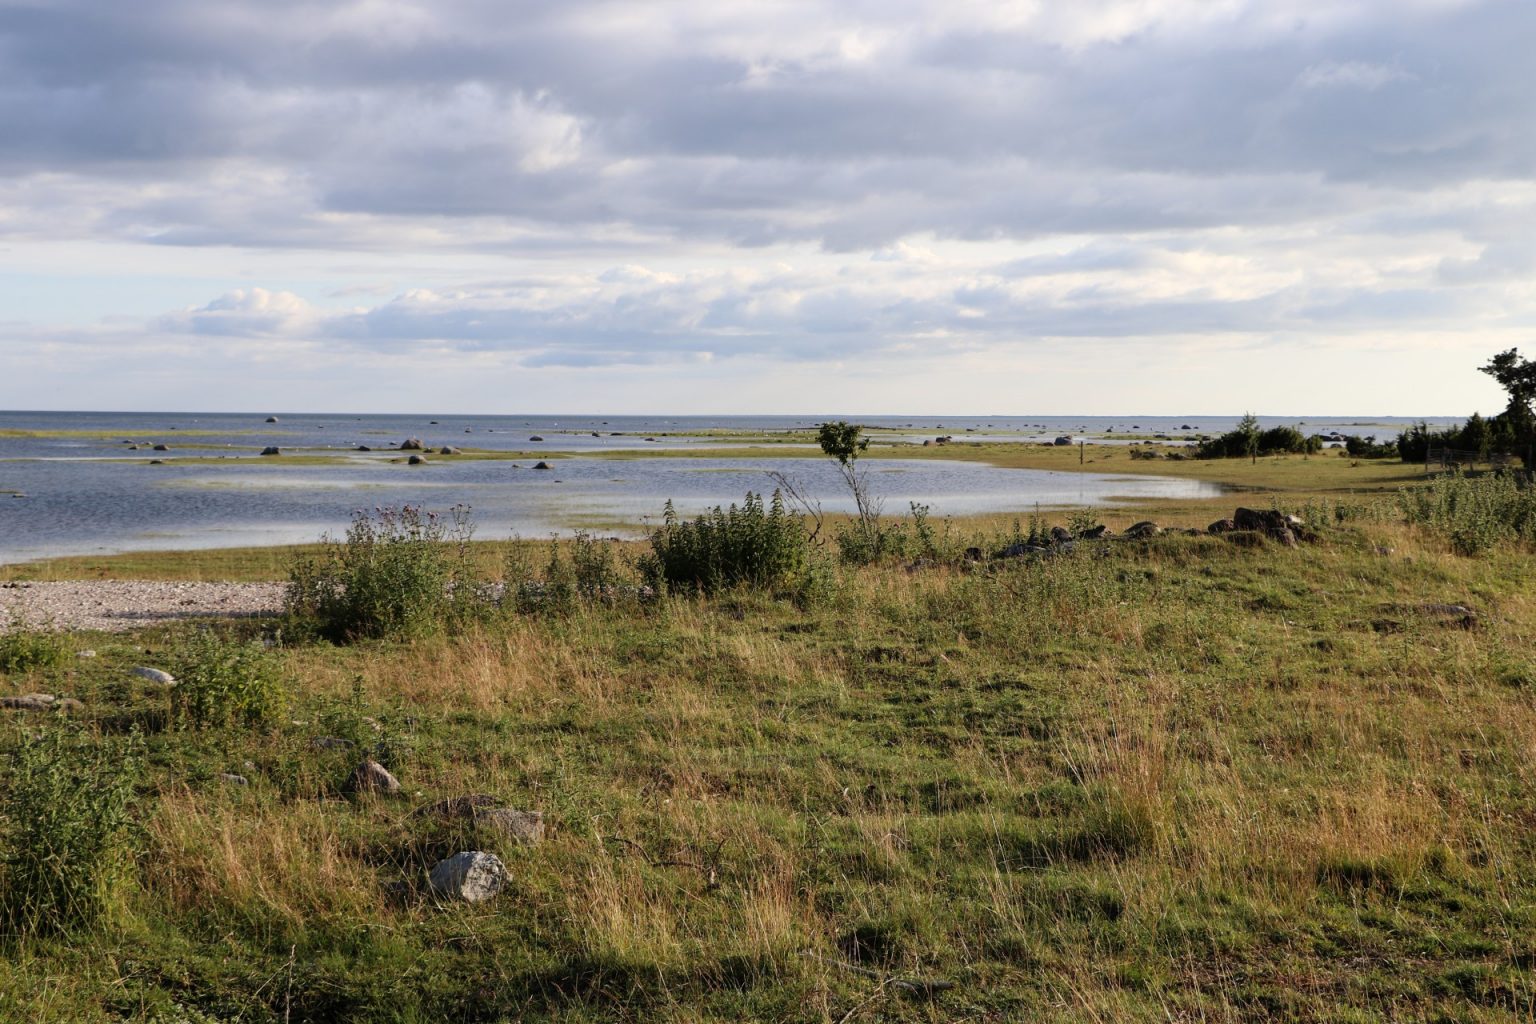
(1, 0), (1531, 411)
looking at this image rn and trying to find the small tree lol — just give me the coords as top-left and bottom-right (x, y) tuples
(817, 421), (881, 548)
(1481, 348), (1536, 464)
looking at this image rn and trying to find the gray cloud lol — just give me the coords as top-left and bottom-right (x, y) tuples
(0, 0), (1530, 250)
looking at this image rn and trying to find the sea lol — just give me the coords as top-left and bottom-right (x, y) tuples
(0, 411), (1455, 564)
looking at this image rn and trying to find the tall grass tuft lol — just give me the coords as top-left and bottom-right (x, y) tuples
(0, 728), (141, 936)
(642, 492), (812, 594)
(1399, 472), (1536, 554)
(286, 504), (483, 642)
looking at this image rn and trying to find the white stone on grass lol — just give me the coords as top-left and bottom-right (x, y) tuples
(428, 851), (507, 904)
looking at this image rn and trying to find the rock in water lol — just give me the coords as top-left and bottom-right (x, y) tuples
(438, 446), (461, 455)
(399, 438), (424, 451)
(407, 454), (428, 465)
(475, 808), (545, 844)
(132, 666), (177, 686)
(266, 416), (279, 423)
(260, 446), (282, 456)
(428, 851), (507, 903)
(349, 759), (400, 794)
(532, 461), (552, 470)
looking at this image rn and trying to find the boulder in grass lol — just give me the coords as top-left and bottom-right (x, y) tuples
(474, 808), (545, 845)
(1124, 521), (1160, 540)
(407, 454), (428, 465)
(438, 446), (461, 455)
(428, 851), (506, 903)
(349, 759), (401, 795)
(411, 794), (500, 820)
(1208, 518), (1237, 534)
(132, 666), (176, 687)
(1, 693), (56, 711)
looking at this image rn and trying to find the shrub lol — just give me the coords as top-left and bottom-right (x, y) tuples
(1399, 472), (1536, 555)
(503, 533), (633, 615)
(287, 505), (482, 642)
(1198, 417), (1319, 459)
(169, 628), (286, 728)
(0, 627), (68, 675)
(0, 728), (141, 935)
(642, 492), (812, 594)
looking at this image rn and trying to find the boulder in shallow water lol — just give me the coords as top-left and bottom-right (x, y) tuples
(407, 454), (428, 465)
(398, 438), (424, 451)
(260, 446), (281, 456)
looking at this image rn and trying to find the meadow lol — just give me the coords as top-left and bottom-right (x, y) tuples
(0, 454), (1532, 1022)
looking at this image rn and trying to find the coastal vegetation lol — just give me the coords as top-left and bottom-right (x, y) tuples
(0, 464), (1533, 1020)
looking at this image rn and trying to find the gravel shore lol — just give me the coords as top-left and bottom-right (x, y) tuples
(0, 581), (286, 633)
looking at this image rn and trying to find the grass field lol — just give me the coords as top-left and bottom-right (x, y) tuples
(0, 460), (1532, 1022)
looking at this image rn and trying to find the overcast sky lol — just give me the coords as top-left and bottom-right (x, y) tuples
(2, 0), (1531, 414)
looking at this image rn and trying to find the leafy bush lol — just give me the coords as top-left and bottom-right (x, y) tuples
(504, 533), (634, 614)
(0, 728), (141, 935)
(1344, 434), (1399, 459)
(834, 502), (941, 565)
(642, 492), (812, 594)
(287, 505), (482, 642)
(0, 628), (68, 675)
(170, 628), (286, 728)
(1399, 472), (1536, 555)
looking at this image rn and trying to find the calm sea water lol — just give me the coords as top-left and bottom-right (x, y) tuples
(0, 410), (1449, 563)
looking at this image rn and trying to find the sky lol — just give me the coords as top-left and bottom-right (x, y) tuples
(1, 0), (1532, 415)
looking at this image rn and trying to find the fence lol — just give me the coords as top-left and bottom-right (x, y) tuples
(1425, 447), (1519, 474)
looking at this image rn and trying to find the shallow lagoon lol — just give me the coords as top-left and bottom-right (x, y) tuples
(1, 448), (1225, 563)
